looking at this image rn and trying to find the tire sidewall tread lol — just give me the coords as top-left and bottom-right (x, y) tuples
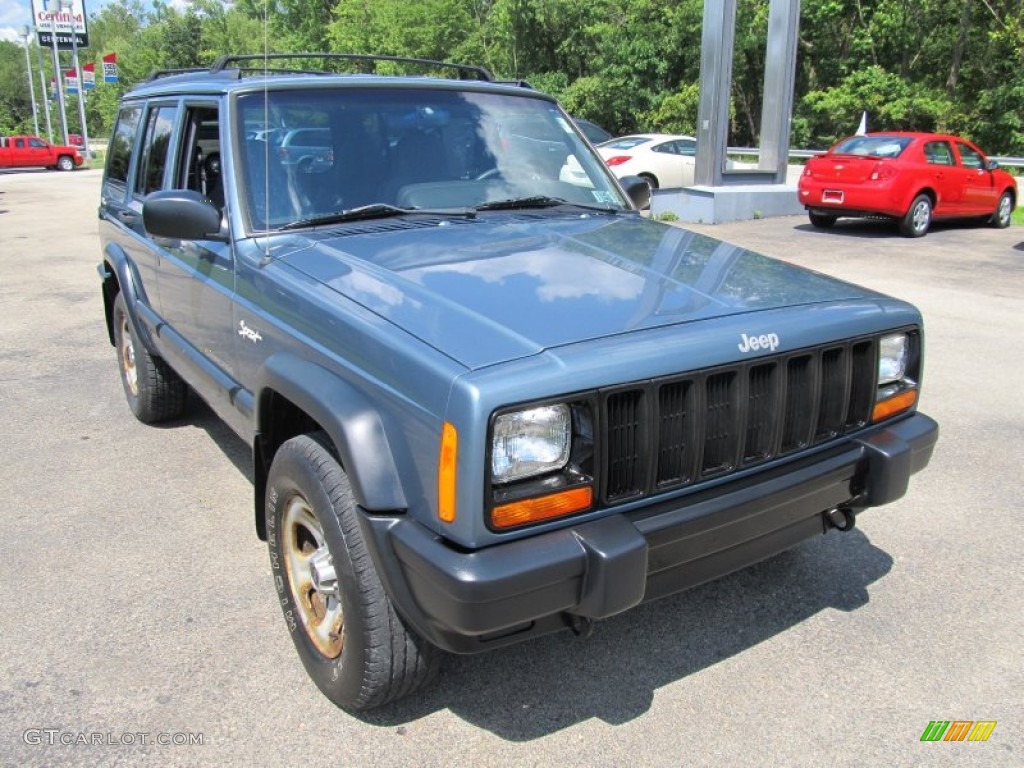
(266, 433), (437, 711)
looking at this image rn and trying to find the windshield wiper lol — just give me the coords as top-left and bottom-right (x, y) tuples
(474, 196), (619, 213)
(280, 203), (476, 230)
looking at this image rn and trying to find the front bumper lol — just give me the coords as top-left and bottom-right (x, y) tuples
(359, 412), (938, 654)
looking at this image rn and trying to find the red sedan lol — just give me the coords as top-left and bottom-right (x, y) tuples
(798, 132), (1017, 237)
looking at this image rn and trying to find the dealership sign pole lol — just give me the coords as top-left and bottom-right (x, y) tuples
(37, 0), (69, 145)
(31, 27), (54, 141)
(61, 0), (90, 155)
(19, 26), (41, 137)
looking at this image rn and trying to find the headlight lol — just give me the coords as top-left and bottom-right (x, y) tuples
(878, 333), (908, 385)
(872, 331), (918, 422)
(491, 404), (570, 484)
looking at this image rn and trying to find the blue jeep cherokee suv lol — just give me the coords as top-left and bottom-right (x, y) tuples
(98, 54), (938, 711)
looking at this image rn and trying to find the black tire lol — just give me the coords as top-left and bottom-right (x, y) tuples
(808, 211), (837, 229)
(266, 433), (439, 711)
(989, 191), (1013, 229)
(112, 292), (186, 423)
(639, 172), (659, 190)
(899, 194), (932, 237)
(56, 155), (75, 171)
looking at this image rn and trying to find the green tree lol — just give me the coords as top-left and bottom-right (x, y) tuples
(0, 41), (37, 135)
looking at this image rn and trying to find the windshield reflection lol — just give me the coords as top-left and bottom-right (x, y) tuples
(237, 87), (627, 231)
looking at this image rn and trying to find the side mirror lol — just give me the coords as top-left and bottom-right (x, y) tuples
(143, 189), (227, 241)
(619, 175), (652, 210)
(984, 159), (1000, 171)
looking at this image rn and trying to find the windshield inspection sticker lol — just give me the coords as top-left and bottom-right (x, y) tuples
(592, 190), (617, 204)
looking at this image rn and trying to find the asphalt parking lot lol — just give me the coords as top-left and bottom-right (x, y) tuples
(1, 169), (1021, 767)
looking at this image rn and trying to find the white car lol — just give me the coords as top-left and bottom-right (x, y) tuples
(598, 133), (697, 189)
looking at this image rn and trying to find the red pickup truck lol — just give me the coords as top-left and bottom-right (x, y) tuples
(0, 135), (83, 171)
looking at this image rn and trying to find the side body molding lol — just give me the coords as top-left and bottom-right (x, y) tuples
(255, 353), (408, 514)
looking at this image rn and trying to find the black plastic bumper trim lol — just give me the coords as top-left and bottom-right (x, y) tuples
(358, 412), (938, 654)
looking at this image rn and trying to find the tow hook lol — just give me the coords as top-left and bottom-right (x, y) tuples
(825, 507), (856, 532)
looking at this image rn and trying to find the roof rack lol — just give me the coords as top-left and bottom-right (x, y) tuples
(146, 66), (234, 82)
(207, 53), (494, 82)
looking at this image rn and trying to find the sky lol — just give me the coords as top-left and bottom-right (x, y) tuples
(0, 0), (38, 42)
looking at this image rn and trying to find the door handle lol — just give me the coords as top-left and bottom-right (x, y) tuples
(116, 210), (137, 225)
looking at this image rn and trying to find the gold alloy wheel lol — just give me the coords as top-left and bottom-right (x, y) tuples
(281, 494), (344, 659)
(118, 314), (138, 397)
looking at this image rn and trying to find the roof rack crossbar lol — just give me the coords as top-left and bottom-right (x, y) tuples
(208, 53), (494, 82)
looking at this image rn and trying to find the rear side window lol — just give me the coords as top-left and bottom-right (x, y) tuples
(675, 138), (696, 156)
(105, 106), (142, 189)
(923, 141), (953, 166)
(135, 105), (179, 197)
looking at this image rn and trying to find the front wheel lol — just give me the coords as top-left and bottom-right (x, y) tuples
(808, 211), (837, 229)
(266, 433), (439, 711)
(990, 191), (1013, 229)
(112, 292), (185, 423)
(56, 155), (75, 171)
(899, 194), (932, 237)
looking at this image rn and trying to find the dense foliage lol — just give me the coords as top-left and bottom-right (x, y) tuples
(1, 0), (1021, 155)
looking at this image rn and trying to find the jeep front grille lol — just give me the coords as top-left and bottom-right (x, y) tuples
(600, 339), (877, 504)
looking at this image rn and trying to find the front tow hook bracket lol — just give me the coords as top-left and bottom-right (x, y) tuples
(567, 614), (594, 639)
(826, 507), (856, 532)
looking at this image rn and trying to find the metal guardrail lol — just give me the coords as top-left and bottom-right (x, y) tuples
(728, 146), (1024, 170)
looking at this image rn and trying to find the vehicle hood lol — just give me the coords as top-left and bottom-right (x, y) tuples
(277, 214), (880, 369)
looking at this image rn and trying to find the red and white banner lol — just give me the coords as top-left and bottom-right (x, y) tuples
(82, 63), (96, 89)
(102, 52), (118, 83)
(65, 68), (79, 94)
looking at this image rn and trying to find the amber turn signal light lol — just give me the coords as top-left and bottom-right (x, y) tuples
(492, 486), (593, 529)
(438, 422), (458, 523)
(872, 389), (917, 422)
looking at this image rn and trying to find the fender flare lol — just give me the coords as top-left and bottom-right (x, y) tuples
(256, 353), (408, 515)
(98, 243), (157, 352)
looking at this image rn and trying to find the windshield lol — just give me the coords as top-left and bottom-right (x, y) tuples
(831, 135), (912, 158)
(236, 87), (629, 231)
